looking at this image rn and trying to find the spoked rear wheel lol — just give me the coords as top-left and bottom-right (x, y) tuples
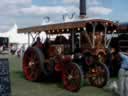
(88, 63), (109, 88)
(62, 63), (83, 92)
(23, 47), (44, 81)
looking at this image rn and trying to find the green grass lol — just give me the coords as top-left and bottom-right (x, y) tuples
(0, 54), (115, 96)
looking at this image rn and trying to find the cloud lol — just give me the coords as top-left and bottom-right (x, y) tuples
(0, 0), (32, 32)
(62, 0), (112, 16)
(63, 0), (101, 5)
(63, 0), (79, 4)
(20, 5), (79, 16)
(0, 0), (31, 5)
(87, 0), (112, 16)
(0, 24), (13, 32)
(0, 0), (32, 16)
(0, 0), (112, 32)
(88, 6), (112, 16)
(87, 0), (101, 6)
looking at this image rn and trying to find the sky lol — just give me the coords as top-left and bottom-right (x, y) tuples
(0, 0), (128, 33)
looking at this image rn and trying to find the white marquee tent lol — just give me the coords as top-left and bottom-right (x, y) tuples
(0, 24), (47, 45)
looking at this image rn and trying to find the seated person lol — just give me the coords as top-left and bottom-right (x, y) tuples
(32, 37), (44, 48)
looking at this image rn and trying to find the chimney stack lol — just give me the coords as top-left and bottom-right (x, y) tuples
(80, 0), (86, 19)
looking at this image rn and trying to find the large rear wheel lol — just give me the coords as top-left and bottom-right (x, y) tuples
(88, 63), (109, 88)
(23, 47), (44, 81)
(62, 63), (83, 92)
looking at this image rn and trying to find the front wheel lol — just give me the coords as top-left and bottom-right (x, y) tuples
(88, 63), (109, 88)
(62, 63), (83, 92)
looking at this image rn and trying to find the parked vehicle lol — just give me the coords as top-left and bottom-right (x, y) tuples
(18, 19), (118, 92)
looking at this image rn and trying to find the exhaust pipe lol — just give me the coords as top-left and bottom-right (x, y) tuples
(80, 0), (86, 18)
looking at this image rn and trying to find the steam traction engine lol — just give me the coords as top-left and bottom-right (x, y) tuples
(18, 19), (118, 92)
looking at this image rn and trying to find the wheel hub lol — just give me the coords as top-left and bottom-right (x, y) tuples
(68, 74), (73, 80)
(28, 61), (35, 67)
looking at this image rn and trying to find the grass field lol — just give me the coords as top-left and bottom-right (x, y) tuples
(1, 54), (115, 96)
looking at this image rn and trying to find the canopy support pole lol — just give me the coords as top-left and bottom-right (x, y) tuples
(106, 30), (116, 48)
(28, 33), (30, 46)
(104, 24), (107, 48)
(71, 31), (75, 53)
(92, 23), (97, 48)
